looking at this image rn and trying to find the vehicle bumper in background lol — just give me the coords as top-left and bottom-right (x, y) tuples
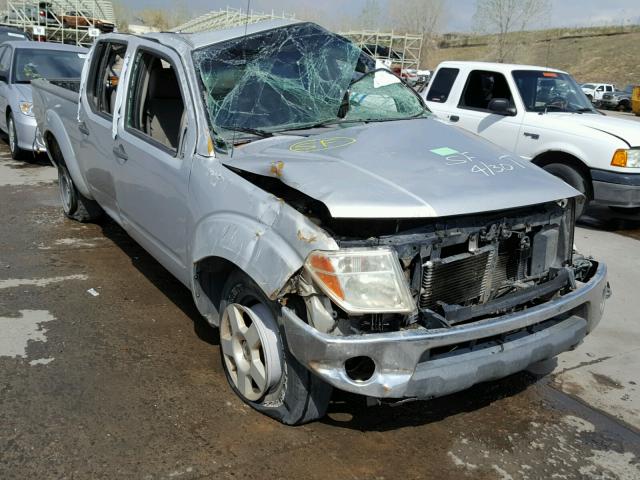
(591, 169), (640, 207)
(14, 114), (45, 152)
(282, 262), (609, 399)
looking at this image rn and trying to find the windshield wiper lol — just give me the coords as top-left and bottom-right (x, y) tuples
(572, 108), (595, 113)
(223, 126), (273, 138)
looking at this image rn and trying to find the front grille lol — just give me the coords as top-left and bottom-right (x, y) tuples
(420, 246), (495, 310)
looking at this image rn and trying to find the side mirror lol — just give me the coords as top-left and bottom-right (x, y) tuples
(488, 98), (516, 116)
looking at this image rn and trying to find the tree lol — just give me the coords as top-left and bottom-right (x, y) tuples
(388, 0), (446, 38)
(473, 0), (551, 62)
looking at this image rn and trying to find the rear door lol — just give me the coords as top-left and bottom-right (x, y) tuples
(113, 42), (196, 283)
(77, 39), (128, 218)
(445, 69), (523, 152)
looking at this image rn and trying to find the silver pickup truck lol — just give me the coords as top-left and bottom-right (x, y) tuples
(32, 20), (609, 425)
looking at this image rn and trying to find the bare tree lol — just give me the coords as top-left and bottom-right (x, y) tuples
(473, 0), (551, 62)
(389, 0), (446, 38)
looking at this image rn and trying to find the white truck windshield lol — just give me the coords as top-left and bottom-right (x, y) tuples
(512, 70), (596, 113)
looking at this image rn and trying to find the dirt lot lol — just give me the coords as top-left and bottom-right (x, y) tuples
(1, 141), (639, 479)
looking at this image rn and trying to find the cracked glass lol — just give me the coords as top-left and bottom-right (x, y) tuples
(192, 23), (426, 143)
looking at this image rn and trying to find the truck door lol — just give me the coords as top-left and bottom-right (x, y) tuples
(446, 69), (523, 151)
(423, 66), (460, 120)
(77, 40), (128, 219)
(113, 44), (196, 283)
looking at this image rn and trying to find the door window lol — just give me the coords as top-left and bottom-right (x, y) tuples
(126, 49), (185, 154)
(87, 41), (127, 117)
(426, 67), (459, 102)
(458, 70), (514, 112)
(605, 85), (613, 92)
(596, 86), (604, 92)
(0, 46), (11, 79)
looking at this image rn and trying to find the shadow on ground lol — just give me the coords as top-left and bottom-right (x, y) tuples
(98, 216), (220, 347)
(579, 205), (640, 240)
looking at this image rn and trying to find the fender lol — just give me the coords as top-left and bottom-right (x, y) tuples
(43, 109), (93, 199)
(190, 208), (338, 324)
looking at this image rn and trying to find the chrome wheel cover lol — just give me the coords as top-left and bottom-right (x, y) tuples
(58, 167), (73, 213)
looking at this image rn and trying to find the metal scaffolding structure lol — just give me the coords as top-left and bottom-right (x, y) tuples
(340, 30), (423, 71)
(1, 0), (115, 46)
(171, 7), (423, 70)
(172, 6), (295, 33)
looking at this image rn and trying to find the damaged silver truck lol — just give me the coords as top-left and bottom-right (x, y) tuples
(32, 20), (610, 425)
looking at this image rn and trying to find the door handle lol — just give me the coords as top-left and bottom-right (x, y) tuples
(113, 144), (128, 162)
(78, 121), (89, 136)
(449, 115), (459, 123)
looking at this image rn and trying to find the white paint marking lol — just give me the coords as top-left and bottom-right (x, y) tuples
(0, 310), (55, 358)
(562, 415), (595, 433)
(0, 274), (88, 289)
(87, 288), (100, 297)
(29, 357), (55, 366)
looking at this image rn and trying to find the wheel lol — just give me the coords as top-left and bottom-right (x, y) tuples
(7, 113), (26, 160)
(542, 163), (589, 218)
(219, 271), (332, 425)
(618, 100), (631, 112)
(56, 160), (103, 222)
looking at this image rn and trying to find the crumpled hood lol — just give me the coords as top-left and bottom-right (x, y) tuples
(550, 113), (640, 147)
(222, 117), (579, 218)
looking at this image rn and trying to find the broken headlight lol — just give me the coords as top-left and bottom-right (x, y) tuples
(304, 248), (415, 315)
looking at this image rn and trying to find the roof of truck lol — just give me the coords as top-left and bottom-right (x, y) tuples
(437, 61), (567, 75)
(148, 18), (302, 50)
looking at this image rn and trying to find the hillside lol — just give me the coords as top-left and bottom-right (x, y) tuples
(427, 26), (640, 87)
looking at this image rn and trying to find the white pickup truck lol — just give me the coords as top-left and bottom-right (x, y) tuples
(581, 83), (615, 102)
(424, 62), (640, 215)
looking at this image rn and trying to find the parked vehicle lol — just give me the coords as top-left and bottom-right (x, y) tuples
(424, 61), (640, 216)
(600, 85), (636, 112)
(633, 86), (640, 116)
(33, 21), (609, 425)
(62, 11), (115, 33)
(0, 41), (86, 158)
(2, 2), (59, 26)
(0, 26), (31, 44)
(581, 82), (615, 102)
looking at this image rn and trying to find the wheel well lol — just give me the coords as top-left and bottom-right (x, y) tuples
(531, 151), (593, 198)
(43, 132), (63, 167)
(194, 256), (240, 316)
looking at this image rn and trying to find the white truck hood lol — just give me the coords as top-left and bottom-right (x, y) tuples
(549, 113), (640, 147)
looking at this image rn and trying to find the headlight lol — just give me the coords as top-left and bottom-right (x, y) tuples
(304, 248), (415, 315)
(611, 149), (640, 168)
(19, 101), (33, 116)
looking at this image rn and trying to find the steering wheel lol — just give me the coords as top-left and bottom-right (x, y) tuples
(545, 96), (568, 110)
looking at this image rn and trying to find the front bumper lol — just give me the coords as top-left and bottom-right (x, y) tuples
(282, 262), (608, 399)
(14, 113), (46, 153)
(591, 169), (640, 207)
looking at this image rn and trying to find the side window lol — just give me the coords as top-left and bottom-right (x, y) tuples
(126, 49), (185, 153)
(87, 41), (127, 117)
(0, 47), (10, 77)
(459, 70), (513, 111)
(427, 67), (459, 102)
(596, 86), (604, 92)
(606, 85), (613, 92)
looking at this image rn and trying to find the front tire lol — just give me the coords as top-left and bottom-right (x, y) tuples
(219, 271), (332, 425)
(542, 163), (590, 218)
(7, 113), (25, 160)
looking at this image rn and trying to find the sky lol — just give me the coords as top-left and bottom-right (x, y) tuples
(129, 0), (640, 32)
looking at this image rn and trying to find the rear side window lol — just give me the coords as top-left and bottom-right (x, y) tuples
(426, 67), (459, 102)
(87, 41), (127, 117)
(459, 70), (513, 111)
(126, 49), (185, 153)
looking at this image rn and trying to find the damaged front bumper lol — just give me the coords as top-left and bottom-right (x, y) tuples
(282, 262), (609, 399)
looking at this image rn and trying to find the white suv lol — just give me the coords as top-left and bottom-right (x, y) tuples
(581, 83), (615, 102)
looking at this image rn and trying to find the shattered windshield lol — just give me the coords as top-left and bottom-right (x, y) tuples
(192, 23), (427, 141)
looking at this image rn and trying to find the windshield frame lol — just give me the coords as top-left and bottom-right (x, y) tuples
(11, 47), (86, 84)
(191, 22), (429, 143)
(512, 69), (596, 114)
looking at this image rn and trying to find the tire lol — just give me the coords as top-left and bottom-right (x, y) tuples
(609, 206), (640, 215)
(218, 270), (332, 425)
(542, 163), (589, 218)
(7, 113), (26, 160)
(618, 100), (631, 112)
(56, 159), (103, 222)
